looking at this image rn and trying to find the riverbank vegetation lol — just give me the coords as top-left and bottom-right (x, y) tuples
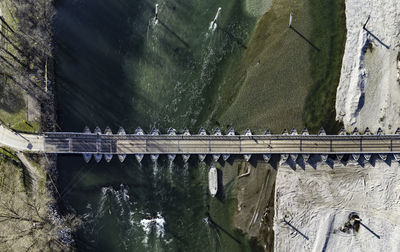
(0, 153), (75, 251)
(0, 0), (54, 133)
(0, 1), (76, 251)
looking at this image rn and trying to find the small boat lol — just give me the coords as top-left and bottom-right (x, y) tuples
(337, 154), (344, 161)
(83, 126), (92, 163)
(208, 164), (218, 197)
(94, 126), (102, 163)
(117, 127), (127, 162)
(222, 154), (230, 161)
(321, 154), (328, 162)
(364, 154), (371, 161)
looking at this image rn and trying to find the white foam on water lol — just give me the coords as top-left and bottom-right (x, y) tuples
(140, 212), (166, 245)
(209, 21), (217, 31)
(153, 162), (158, 178)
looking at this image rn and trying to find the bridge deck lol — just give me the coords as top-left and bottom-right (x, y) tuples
(44, 133), (400, 154)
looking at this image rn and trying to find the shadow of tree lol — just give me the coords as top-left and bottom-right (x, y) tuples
(0, 76), (25, 114)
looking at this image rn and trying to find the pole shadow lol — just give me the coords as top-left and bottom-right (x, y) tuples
(283, 218), (309, 240)
(158, 20), (190, 48)
(289, 26), (320, 51)
(364, 27), (390, 49)
(359, 222), (381, 239)
(205, 212), (242, 244)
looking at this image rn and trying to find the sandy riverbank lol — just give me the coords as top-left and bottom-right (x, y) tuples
(335, 0), (400, 133)
(273, 1), (400, 251)
(274, 158), (400, 251)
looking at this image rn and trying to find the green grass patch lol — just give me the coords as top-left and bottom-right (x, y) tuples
(12, 120), (40, 133)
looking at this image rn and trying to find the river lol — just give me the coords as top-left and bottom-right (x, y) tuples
(54, 0), (258, 251)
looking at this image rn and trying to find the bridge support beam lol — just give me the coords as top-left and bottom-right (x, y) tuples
(83, 126), (92, 163)
(135, 127), (144, 163)
(94, 126), (102, 163)
(117, 127), (127, 162)
(104, 127), (113, 163)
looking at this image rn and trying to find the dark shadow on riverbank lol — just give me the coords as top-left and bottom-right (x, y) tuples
(289, 26), (320, 51)
(363, 28), (390, 49)
(283, 218), (309, 240)
(206, 212), (242, 244)
(359, 222), (381, 239)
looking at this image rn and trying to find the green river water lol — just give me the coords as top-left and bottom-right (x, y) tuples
(54, 0), (258, 251)
(53, 0), (346, 250)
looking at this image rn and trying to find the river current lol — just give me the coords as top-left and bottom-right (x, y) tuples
(54, 0), (257, 251)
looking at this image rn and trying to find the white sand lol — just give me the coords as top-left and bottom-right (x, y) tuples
(274, 4), (400, 249)
(335, 0), (400, 133)
(274, 159), (400, 251)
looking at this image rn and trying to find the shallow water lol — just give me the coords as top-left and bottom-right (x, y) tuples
(54, 0), (256, 251)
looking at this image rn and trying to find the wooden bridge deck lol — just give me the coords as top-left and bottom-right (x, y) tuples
(44, 133), (400, 154)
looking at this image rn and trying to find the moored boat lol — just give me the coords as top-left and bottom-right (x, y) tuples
(208, 164), (218, 197)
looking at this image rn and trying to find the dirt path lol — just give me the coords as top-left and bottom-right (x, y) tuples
(16, 152), (41, 193)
